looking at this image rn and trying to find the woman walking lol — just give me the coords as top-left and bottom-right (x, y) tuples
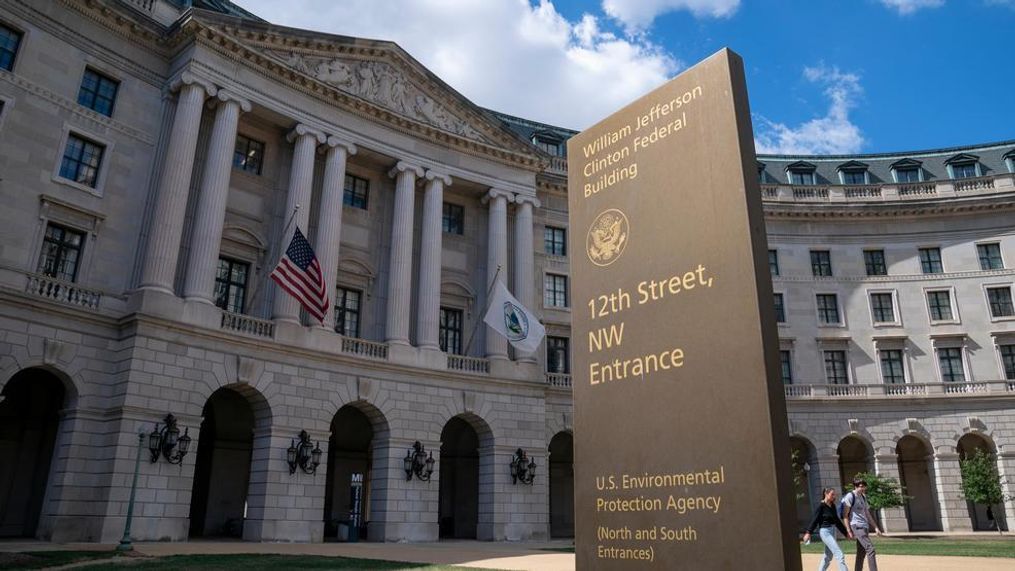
(802, 488), (853, 571)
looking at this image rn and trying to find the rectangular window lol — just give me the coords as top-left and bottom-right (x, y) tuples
(880, 349), (905, 384)
(938, 347), (965, 382)
(952, 163), (977, 179)
(810, 250), (832, 277)
(816, 294), (840, 324)
(870, 292), (895, 324)
(987, 286), (1015, 318)
(790, 171), (814, 185)
(439, 307), (463, 355)
(233, 134), (265, 175)
(545, 226), (567, 256)
(442, 202), (464, 235)
(919, 247), (943, 274)
(343, 173), (369, 209)
(335, 287), (362, 337)
(768, 249), (779, 276)
(780, 350), (793, 384)
(214, 257), (249, 314)
(864, 249), (887, 276)
(824, 350), (848, 384)
(544, 273), (568, 308)
(533, 137), (561, 156)
(927, 290), (954, 321)
(895, 167), (920, 183)
(977, 243), (1004, 270)
(1001, 345), (1015, 380)
(0, 23), (22, 72)
(59, 133), (105, 188)
(774, 293), (786, 323)
(37, 223), (85, 282)
(546, 336), (570, 374)
(77, 68), (119, 117)
(842, 171), (866, 185)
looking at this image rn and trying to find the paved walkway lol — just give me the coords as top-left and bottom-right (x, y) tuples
(1, 539), (1013, 570)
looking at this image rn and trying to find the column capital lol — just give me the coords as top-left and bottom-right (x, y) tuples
(170, 70), (217, 97)
(482, 188), (515, 204)
(214, 89), (252, 112)
(325, 134), (358, 155)
(514, 194), (541, 208)
(287, 123), (327, 144)
(424, 169), (452, 186)
(389, 160), (424, 179)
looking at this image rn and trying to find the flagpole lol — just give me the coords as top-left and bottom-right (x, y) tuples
(248, 205), (300, 315)
(463, 264), (501, 357)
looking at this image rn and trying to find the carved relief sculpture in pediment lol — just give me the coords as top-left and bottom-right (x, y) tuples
(272, 50), (485, 142)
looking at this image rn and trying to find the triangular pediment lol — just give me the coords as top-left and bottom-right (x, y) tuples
(836, 160), (868, 171)
(890, 158), (922, 169)
(785, 161), (816, 171)
(944, 153), (979, 165)
(187, 11), (543, 168)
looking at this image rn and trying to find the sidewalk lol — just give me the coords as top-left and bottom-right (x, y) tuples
(1, 539), (1013, 570)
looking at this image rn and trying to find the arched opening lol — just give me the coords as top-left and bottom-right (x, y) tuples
(838, 436), (873, 489)
(0, 369), (66, 538)
(324, 405), (375, 541)
(957, 433), (1007, 531)
(188, 387), (257, 538)
(439, 417), (480, 539)
(896, 435), (941, 531)
(548, 431), (574, 538)
(789, 437), (814, 531)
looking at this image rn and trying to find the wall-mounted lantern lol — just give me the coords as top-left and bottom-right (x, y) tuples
(510, 448), (536, 485)
(287, 430), (323, 475)
(404, 441), (435, 481)
(148, 414), (191, 464)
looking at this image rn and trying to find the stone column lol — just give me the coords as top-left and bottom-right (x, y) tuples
(513, 195), (539, 361)
(140, 73), (215, 293)
(484, 189), (513, 360)
(182, 90), (251, 304)
(416, 169), (452, 350)
(272, 124), (326, 323)
(384, 161), (424, 345)
(874, 452), (907, 532)
(314, 135), (357, 329)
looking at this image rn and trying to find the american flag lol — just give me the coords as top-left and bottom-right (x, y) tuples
(270, 227), (329, 323)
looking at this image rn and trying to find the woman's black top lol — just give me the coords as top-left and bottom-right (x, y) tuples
(806, 502), (848, 535)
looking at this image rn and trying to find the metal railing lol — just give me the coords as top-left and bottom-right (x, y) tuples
(447, 354), (490, 374)
(221, 312), (274, 338)
(25, 274), (102, 310)
(340, 337), (389, 360)
(546, 372), (572, 388)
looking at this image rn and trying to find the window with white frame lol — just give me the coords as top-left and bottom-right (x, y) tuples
(439, 306), (463, 354)
(544, 273), (568, 308)
(335, 287), (362, 337)
(77, 68), (119, 117)
(1001, 344), (1015, 380)
(442, 202), (464, 235)
(977, 243), (1004, 270)
(37, 223), (85, 282)
(789, 170), (815, 185)
(926, 289), (955, 322)
(233, 134), (265, 175)
(59, 133), (105, 189)
(986, 286), (1015, 318)
(870, 292), (896, 324)
(545, 226), (566, 256)
(810, 250), (832, 277)
(214, 257), (249, 314)
(894, 166), (921, 183)
(0, 22), (22, 72)
(824, 350), (848, 384)
(879, 349), (905, 384)
(343, 173), (369, 209)
(937, 347), (965, 382)
(816, 293), (841, 325)
(950, 162), (978, 179)
(841, 169), (867, 185)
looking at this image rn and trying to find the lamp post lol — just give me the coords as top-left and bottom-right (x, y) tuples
(117, 432), (144, 552)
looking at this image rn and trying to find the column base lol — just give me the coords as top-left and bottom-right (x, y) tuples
(370, 521), (439, 542)
(243, 518), (324, 543)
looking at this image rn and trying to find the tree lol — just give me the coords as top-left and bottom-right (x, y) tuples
(960, 448), (1010, 534)
(791, 448), (807, 501)
(846, 471), (908, 529)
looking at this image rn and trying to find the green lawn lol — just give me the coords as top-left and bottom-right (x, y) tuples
(0, 553), (503, 571)
(800, 537), (1015, 558)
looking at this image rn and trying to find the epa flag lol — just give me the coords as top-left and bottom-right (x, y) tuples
(270, 226), (330, 323)
(483, 280), (545, 354)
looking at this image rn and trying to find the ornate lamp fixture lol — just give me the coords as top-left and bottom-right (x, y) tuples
(403, 441), (435, 481)
(287, 430), (323, 475)
(148, 414), (191, 464)
(510, 448), (536, 485)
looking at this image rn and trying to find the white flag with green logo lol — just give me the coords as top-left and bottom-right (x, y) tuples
(483, 280), (545, 354)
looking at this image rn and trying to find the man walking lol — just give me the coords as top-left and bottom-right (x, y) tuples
(841, 478), (883, 571)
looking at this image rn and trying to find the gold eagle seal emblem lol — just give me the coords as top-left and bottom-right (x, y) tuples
(586, 208), (629, 267)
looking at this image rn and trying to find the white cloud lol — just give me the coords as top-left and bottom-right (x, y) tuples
(602, 0), (740, 31)
(754, 65), (865, 155)
(233, 0), (679, 129)
(879, 0), (944, 15)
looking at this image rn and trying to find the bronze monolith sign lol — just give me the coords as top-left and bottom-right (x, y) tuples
(567, 48), (800, 569)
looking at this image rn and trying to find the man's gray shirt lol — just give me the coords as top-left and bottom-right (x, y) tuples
(844, 491), (870, 528)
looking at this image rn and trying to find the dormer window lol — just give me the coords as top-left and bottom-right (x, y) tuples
(1004, 150), (1014, 174)
(945, 153), (981, 179)
(785, 161), (816, 185)
(837, 161), (869, 185)
(532, 134), (562, 157)
(757, 162), (767, 183)
(891, 158), (923, 183)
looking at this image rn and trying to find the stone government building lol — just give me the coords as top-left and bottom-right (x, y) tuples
(0, 0), (1013, 543)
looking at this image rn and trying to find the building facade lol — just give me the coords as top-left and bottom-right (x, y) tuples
(0, 0), (1012, 543)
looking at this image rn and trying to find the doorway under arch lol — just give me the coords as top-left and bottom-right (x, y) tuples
(838, 436), (873, 489)
(324, 404), (379, 541)
(957, 433), (1007, 531)
(0, 369), (66, 538)
(548, 431), (574, 538)
(438, 416), (482, 539)
(896, 435), (941, 531)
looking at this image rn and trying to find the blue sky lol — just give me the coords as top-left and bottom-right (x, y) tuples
(236, 0), (1014, 155)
